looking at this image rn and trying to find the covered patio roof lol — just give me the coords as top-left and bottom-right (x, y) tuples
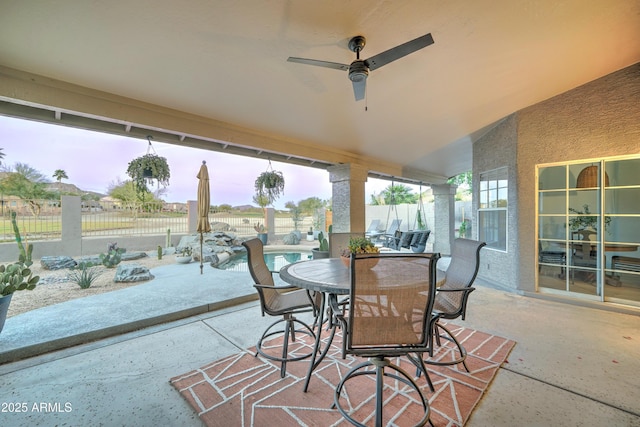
(0, 1), (638, 182)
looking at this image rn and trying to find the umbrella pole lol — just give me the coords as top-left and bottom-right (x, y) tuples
(200, 232), (204, 274)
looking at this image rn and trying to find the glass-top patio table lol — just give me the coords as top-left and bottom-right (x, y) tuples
(279, 258), (350, 392)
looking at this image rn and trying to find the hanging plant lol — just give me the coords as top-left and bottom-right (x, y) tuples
(126, 136), (171, 197)
(254, 161), (285, 207)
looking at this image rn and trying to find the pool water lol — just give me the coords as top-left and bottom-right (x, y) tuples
(216, 251), (312, 272)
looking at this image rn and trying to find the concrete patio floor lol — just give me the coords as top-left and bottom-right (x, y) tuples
(0, 256), (639, 426)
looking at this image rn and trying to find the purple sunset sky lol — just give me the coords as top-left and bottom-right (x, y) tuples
(0, 115), (394, 209)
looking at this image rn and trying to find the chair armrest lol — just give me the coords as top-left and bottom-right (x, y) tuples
(253, 283), (298, 291)
(437, 287), (475, 294)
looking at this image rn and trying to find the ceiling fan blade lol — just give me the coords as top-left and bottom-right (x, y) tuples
(364, 33), (434, 71)
(287, 57), (349, 71)
(352, 79), (366, 101)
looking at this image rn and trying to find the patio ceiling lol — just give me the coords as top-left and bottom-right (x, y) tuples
(0, 1), (638, 182)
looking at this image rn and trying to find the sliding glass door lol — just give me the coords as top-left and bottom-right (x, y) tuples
(537, 156), (640, 306)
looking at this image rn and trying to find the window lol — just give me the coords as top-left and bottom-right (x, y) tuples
(478, 167), (508, 251)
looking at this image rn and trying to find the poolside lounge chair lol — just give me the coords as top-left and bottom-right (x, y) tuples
(364, 219), (382, 238)
(372, 219), (402, 245)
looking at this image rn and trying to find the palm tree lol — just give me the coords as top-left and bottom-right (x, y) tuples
(370, 183), (418, 205)
(0, 148), (5, 166)
(53, 169), (69, 183)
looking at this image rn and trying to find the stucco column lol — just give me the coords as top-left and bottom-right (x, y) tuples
(327, 164), (368, 233)
(61, 195), (82, 256)
(187, 200), (197, 233)
(431, 183), (457, 255)
(265, 207), (275, 243)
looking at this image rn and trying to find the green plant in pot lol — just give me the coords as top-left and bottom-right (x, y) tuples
(254, 222), (268, 245)
(568, 204), (611, 233)
(0, 262), (39, 334)
(176, 246), (193, 264)
(340, 236), (380, 267)
(126, 137), (171, 202)
(254, 161), (285, 207)
(312, 231), (330, 259)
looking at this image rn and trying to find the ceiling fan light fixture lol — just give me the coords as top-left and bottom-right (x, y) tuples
(348, 60), (369, 82)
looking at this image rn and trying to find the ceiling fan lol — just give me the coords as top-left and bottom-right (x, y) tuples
(287, 33), (434, 101)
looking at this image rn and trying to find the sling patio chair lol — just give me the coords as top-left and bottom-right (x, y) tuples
(334, 252), (440, 427)
(364, 219), (382, 238)
(242, 238), (320, 378)
(423, 238), (486, 372)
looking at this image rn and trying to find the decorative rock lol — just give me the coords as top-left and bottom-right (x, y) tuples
(121, 251), (149, 261)
(114, 264), (154, 283)
(282, 232), (300, 245)
(40, 256), (77, 270)
(76, 256), (102, 265)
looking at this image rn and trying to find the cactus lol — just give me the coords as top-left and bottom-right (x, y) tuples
(157, 245), (163, 260)
(166, 228), (171, 248)
(318, 232), (329, 252)
(10, 211), (33, 267)
(0, 263), (39, 296)
(99, 242), (124, 268)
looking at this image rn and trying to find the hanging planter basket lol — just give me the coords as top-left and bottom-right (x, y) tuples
(126, 136), (171, 195)
(254, 161), (285, 207)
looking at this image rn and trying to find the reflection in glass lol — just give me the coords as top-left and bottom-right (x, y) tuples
(605, 158), (640, 187)
(539, 217), (566, 239)
(538, 192), (566, 214)
(539, 166), (566, 190)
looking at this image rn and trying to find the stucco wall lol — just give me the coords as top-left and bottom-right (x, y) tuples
(517, 62), (640, 292)
(474, 62), (640, 292)
(473, 115), (519, 290)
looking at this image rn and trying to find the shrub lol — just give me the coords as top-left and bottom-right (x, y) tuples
(68, 262), (102, 289)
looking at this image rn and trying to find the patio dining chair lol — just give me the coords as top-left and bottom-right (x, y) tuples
(423, 238), (486, 372)
(242, 238), (320, 378)
(334, 252), (439, 427)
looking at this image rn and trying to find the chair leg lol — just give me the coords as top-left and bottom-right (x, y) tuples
(255, 315), (316, 378)
(425, 321), (470, 372)
(408, 353), (435, 392)
(280, 318), (292, 378)
(334, 357), (431, 427)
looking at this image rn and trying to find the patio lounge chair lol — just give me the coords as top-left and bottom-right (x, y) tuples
(364, 219), (382, 238)
(242, 238), (320, 378)
(423, 238), (486, 372)
(334, 252), (440, 427)
(372, 219), (402, 245)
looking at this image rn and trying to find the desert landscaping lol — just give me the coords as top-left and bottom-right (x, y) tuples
(7, 253), (177, 318)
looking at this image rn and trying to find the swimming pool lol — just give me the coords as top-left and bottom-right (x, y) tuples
(216, 251), (313, 272)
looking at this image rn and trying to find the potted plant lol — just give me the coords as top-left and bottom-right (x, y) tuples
(176, 246), (193, 264)
(254, 162), (285, 207)
(312, 231), (330, 259)
(0, 262), (39, 334)
(568, 204), (611, 233)
(341, 236), (380, 267)
(254, 222), (268, 245)
(126, 144), (171, 200)
(306, 227), (314, 242)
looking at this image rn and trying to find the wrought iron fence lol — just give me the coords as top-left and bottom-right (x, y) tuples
(0, 198), (312, 242)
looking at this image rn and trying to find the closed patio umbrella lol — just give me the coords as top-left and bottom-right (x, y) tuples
(196, 161), (211, 274)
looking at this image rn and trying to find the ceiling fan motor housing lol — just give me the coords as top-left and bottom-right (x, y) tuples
(348, 60), (369, 82)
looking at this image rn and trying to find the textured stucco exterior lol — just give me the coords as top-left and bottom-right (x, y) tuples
(473, 62), (640, 297)
(473, 115), (519, 290)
